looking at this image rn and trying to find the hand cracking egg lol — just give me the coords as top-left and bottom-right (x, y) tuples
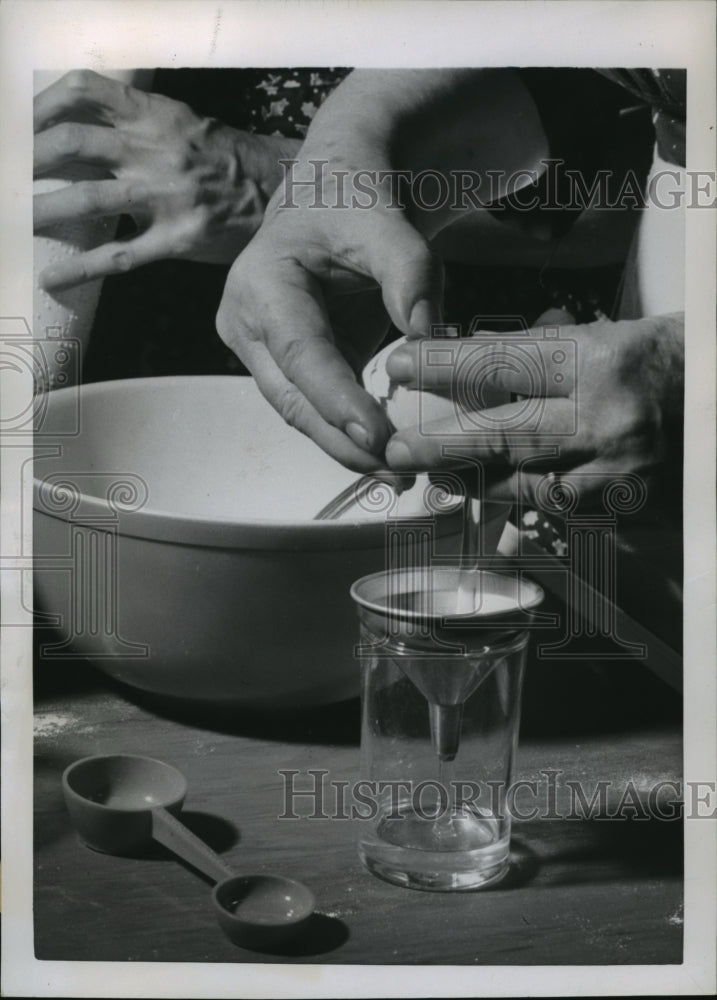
(363, 335), (508, 433)
(362, 335), (514, 560)
(363, 336), (459, 432)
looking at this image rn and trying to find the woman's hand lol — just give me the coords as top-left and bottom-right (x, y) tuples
(382, 312), (684, 508)
(215, 160), (441, 473)
(215, 68), (548, 472)
(34, 70), (300, 289)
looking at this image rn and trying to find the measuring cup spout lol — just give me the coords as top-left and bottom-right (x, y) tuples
(151, 807), (235, 884)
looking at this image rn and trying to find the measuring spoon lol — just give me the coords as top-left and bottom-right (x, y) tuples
(62, 753), (315, 951)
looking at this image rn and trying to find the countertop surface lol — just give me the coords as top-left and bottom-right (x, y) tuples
(33, 655), (683, 967)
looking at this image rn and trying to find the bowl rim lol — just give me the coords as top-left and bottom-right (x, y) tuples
(33, 375), (463, 551)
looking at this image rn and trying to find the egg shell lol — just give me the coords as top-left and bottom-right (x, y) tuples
(363, 336), (508, 433)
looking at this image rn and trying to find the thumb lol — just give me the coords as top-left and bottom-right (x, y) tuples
(368, 215), (444, 339)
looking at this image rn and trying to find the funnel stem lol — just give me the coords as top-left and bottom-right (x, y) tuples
(429, 703), (464, 762)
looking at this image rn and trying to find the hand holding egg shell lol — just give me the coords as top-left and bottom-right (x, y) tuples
(362, 334), (509, 440)
(363, 335), (513, 553)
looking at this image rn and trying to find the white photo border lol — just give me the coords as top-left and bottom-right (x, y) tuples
(1, 1), (715, 997)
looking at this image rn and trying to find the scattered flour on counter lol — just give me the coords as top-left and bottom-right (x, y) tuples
(34, 713), (75, 737)
(668, 906), (683, 926)
(34, 712), (94, 738)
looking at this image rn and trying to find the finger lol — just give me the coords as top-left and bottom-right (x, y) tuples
(234, 338), (387, 474)
(35, 123), (123, 175)
(34, 179), (140, 229)
(34, 69), (138, 132)
(384, 397), (587, 471)
(483, 457), (639, 508)
(363, 215), (444, 339)
(38, 228), (172, 290)
(385, 329), (577, 398)
(220, 259), (392, 456)
(378, 471), (417, 493)
(533, 306), (577, 326)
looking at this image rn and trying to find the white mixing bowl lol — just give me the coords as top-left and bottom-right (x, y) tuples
(33, 376), (465, 707)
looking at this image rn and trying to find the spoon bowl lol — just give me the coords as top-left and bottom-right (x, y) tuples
(63, 754), (187, 855)
(213, 874), (315, 950)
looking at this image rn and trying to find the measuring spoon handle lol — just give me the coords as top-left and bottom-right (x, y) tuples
(151, 807), (235, 884)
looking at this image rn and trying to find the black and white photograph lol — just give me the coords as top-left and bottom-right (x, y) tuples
(1, 1), (715, 997)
